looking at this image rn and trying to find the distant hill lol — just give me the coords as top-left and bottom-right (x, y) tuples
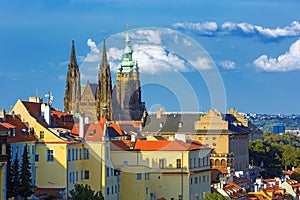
(246, 114), (300, 132)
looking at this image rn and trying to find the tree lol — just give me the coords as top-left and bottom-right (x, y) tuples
(70, 184), (104, 200)
(282, 145), (299, 170)
(204, 192), (228, 200)
(291, 170), (300, 182)
(6, 143), (14, 199)
(11, 152), (20, 199)
(19, 144), (33, 199)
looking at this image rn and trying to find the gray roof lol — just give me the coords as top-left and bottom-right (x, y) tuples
(142, 112), (261, 135)
(141, 113), (200, 134)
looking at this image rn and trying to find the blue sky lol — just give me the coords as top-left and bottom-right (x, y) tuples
(1, 0), (300, 114)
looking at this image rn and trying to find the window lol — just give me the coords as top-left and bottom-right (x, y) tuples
(194, 158), (196, 168)
(32, 145), (35, 155)
(190, 177), (193, 185)
(159, 158), (166, 168)
(212, 137), (216, 140)
(35, 154), (39, 162)
(40, 131), (44, 139)
(84, 170), (90, 179)
(81, 170), (83, 180)
(106, 167), (110, 177)
(47, 149), (54, 162)
(27, 145), (30, 154)
(195, 177), (198, 184)
(198, 136), (202, 140)
(72, 172), (75, 183)
(199, 176), (201, 183)
(203, 175), (205, 182)
(198, 158), (201, 167)
(213, 143), (216, 146)
(178, 122), (183, 128)
(76, 171), (78, 182)
(207, 174), (209, 182)
(159, 122), (163, 128)
(106, 187), (110, 195)
(146, 187), (149, 195)
(136, 173), (142, 180)
(68, 149), (71, 161)
(111, 186), (114, 194)
(75, 148), (78, 160)
(145, 173), (150, 180)
(69, 172), (72, 183)
(79, 148), (82, 160)
(189, 158), (192, 168)
(176, 159), (181, 168)
(115, 185), (117, 194)
(84, 148), (89, 160)
(72, 148), (74, 160)
(123, 161), (128, 166)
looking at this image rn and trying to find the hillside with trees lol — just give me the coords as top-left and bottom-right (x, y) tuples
(249, 133), (300, 178)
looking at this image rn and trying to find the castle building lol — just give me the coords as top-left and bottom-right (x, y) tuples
(96, 40), (113, 121)
(64, 40), (81, 114)
(64, 30), (145, 122)
(112, 29), (145, 121)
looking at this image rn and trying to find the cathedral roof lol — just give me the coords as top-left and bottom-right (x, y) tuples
(69, 40), (77, 67)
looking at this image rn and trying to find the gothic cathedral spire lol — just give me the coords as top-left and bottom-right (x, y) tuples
(113, 27), (145, 121)
(96, 39), (113, 121)
(64, 40), (81, 113)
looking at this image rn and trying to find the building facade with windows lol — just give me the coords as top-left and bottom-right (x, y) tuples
(110, 139), (211, 200)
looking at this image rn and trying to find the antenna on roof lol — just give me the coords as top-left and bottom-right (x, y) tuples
(45, 91), (53, 106)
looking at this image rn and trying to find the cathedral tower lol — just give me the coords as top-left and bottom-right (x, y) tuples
(113, 28), (145, 121)
(96, 40), (113, 120)
(64, 40), (81, 113)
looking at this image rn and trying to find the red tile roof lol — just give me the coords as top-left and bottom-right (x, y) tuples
(1, 114), (37, 143)
(111, 139), (206, 151)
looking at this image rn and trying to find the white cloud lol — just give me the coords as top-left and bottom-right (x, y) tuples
(219, 60), (236, 70)
(173, 21), (300, 40)
(189, 56), (213, 70)
(84, 38), (101, 62)
(132, 44), (188, 74)
(253, 38), (300, 72)
(173, 22), (218, 36)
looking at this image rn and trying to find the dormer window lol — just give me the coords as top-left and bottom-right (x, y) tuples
(178, 122), (183, 128)
(159, 122), (164, 128)
(12, 129), (16, 137)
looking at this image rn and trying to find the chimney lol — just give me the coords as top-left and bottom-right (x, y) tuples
(0, 109), (6, 121)
(156, 106), (163, 119)
(79, 114), (84, 138)
(29, 96), (42, 103)
(41, 104), (51, 125)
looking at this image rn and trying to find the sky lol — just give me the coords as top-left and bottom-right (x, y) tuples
(1, 0), (300, 114)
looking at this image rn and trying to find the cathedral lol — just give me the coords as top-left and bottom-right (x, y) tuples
(64, 30), (146, 122)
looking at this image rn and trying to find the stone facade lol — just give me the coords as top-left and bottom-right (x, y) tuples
(96, 40), (113, 121)
(112, 30), (145, 121)
(64, 40), (81, 114)
(64, 33), (145, 122)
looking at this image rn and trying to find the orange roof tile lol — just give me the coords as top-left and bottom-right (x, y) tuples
(111, 139), (206, 151)
(2, 115), (37, 143)
(0, 122), (16, 129)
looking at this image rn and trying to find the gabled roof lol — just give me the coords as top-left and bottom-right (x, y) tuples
(111, 139), (207, 151)
(82, 82), (98, 98)
(0, 114), (37, 143)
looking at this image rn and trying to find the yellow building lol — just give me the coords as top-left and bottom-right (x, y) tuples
(141, 108), (259, 172)
(11, 98), (82, 198)
(111, 139), (211, 200)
